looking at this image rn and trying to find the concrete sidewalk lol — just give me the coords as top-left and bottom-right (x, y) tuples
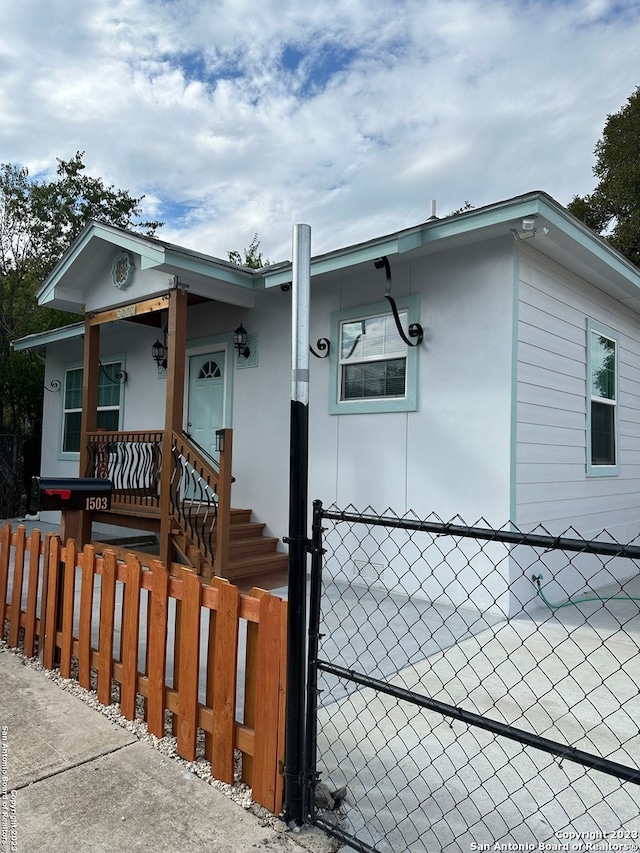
(0, 645), (334, 853)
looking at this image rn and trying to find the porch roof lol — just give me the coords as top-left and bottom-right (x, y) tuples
(37, 220), (260, 314)
(12, 321), (84, 352)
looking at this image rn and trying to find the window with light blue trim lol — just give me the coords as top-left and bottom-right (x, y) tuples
(329, 297), (419, 414)
(586, 320), (619, 476)
(62, 361), (123, 454)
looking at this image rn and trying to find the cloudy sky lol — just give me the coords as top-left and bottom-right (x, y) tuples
(0, 0), (639, 263)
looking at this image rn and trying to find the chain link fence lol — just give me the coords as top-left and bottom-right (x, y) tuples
(305, 502), (640, 853)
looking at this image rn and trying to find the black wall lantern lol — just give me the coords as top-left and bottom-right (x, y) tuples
(233, 324), (251, 359)
(151, 327), (168, 369)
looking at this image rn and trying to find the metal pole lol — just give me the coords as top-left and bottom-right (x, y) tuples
(284, 223), (311, 825)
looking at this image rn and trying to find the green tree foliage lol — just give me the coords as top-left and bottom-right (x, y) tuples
(228, 233), (269, 269)
(0, 151), (162, 433)
(568, 87), (640, 267)
(449, 201), (475, 216)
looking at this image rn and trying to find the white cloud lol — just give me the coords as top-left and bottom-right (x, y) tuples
(0, 0), (638, 261)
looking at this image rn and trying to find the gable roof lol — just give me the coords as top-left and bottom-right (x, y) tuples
(33, 191), (640, 320)
(38, 220), (259, 313)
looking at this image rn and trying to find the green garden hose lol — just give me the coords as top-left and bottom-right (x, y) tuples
(531, 573), (640, 610)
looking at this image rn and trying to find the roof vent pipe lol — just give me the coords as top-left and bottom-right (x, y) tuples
(427, 200), (438, 221)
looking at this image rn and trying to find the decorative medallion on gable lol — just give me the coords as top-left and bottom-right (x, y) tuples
(111, 251), (135, 290)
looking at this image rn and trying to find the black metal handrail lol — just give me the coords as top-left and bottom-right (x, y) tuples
(169, 435), (218, 564)
(182, 430), (220, 472)
(181, 429), (235, 483)
(85, 431), (163, 506)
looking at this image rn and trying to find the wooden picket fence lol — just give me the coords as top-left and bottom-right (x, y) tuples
(0, 523), (287, 814)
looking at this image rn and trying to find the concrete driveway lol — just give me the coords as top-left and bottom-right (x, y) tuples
(312, 582), (640, 852)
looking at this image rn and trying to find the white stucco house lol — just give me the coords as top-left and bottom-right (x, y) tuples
(13, 190), (640, 615)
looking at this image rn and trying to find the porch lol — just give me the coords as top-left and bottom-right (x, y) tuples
(70, 278), (287, 583)
(76, 427), (288, 584)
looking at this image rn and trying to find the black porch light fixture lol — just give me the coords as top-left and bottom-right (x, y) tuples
(233, 324), (251, 359)
(151, 328), (168, 369)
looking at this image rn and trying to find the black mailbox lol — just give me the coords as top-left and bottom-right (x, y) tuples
(31, 477), (113, 512)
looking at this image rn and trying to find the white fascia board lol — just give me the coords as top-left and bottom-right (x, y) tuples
(163, 249), (255, 288)
(537, 201), (640, 291)
(262, 238), (399, 287)
(190, 279), (256, 308)
(88, 226), (166, 269)
(420, 194), (640, 295)
(261, 197), (549, 288)
(39, 286), (85, 311)
(261, 192), (640, 299)
(12, 322), (84, 352)
(416, 198), (545, 246)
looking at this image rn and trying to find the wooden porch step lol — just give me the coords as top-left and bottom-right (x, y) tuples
(223, 551), (289, 581)
(229, 508), (253, 524)
(230, 536), (281, 559)
(93, 502), (287, 582)
(230, 521), (266, 539)
(93, 507), (161, 532)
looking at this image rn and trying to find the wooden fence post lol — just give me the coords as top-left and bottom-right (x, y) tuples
(147, 559), (169, 738)
(251, 590), (285, 813)
(60, 539), (77, 678)
(208, 578), (239, 784)
(97, 550), (117, 706)
(0, 523), (11, 635)
(42, 536), (62, 671)
(121, 555), (142, 720)
(275, 599), (288, 816)
(78, 544), (96, 689)
(177, 571), (201, 761)
(23, 528), (42, 658)
(8, 525), (26, 649)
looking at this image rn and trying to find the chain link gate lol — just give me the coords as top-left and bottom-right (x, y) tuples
(303, 501), (640, 853)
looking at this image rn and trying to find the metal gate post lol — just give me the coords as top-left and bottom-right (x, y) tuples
(303, 499), (325, 818)
(284, 223), (312, 825)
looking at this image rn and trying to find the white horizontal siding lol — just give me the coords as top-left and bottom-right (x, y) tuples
(518, 360), (585, 397)
(517, 401), (584, 430)
(517, 462), (585, 484)
(516, 245), (640, 537)
(519, 475), (640, 504)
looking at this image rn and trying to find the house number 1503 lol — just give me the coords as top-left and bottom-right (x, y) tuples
(85, 496), (108, 510)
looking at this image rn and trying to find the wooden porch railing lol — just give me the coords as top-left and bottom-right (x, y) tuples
(169, 430), (233, 574)
(85, 430), (163, 510)
(84, 429), (233, 575)
(0, 524), (286, 813)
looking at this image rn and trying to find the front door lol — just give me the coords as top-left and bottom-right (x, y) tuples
(186, 351), (226, 461)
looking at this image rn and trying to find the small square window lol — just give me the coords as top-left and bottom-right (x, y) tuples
(329, 298), (420, 415)
(339, 312), (408, 402)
